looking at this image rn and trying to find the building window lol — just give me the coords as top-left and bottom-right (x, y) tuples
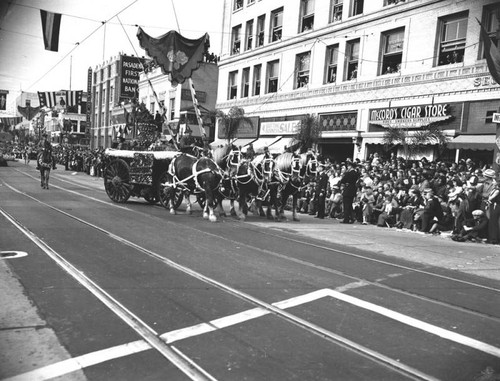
(169, 98), (175, 120)
(231, 25), (242, 54)
(300, 0), (315, 32)
(481, 5), (500, 59)
(110, 86), (114, 104)
(257, 15), (265, 47)
(253, 64), (262, 96)
(345, 39), (360, 80)
(233, 0), (243, 11)
(330, 0), (343, 23)
(325, 44), (339, 83)
(437, 12), (468, 66)
(384, 0), (406, 5)
(228, 71), (238, 99)
(295, 52), (311, 88)
(267, 60), (279, 93)
(247, 0), (255, 4)
(351, 0), (363, 16)
(245, 20), (254, 51)
(241, 68), (250, 98)
(270, 8), (283, 42)
(381, 28), (404, 75)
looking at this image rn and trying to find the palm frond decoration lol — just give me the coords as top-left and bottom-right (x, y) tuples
(292, 114), (322, 153)
(216, 106), (252, 144)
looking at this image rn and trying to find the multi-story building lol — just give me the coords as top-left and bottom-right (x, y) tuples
(216, 0), (500, 164)
(137, 61), (219, 142)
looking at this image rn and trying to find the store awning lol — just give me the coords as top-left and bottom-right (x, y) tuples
(363, 137), (385, 145)
(447, 135), (495, 150)
(233, 138), (257, 151)
(253, 136), (283, 153)
(265, 137), (297, 154)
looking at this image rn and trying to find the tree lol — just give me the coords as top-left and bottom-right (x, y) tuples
(216, 106), (251, 144)
(382, 122), (449, 160)
(292, 114), (322, 153)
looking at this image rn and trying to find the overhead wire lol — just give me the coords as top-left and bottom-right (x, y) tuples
(25, 0), (139, 91)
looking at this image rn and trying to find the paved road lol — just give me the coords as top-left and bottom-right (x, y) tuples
(1, 160), (500, 381)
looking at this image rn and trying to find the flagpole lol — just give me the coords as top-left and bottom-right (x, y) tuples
(69, 55), (72, 91)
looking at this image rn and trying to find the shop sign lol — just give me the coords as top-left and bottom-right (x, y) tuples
(260, 120), (300, 136)
(217, 116), (259, 139)
(492, 113), (500, 124)
(369, 103), (451, 128)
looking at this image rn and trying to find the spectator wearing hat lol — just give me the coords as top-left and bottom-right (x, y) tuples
(326, 185), (343, 218)
(340, 161), (359, 223)
(486, 181), (500, 244)
(478, 169), (497, 212)
(451, 210), (488, 243)
(359, 186), (375, 224)
(419, 188), (443, 233)
(314, 164), (329, 219)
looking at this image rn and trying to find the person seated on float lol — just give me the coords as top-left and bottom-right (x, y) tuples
(179, 126), (196, 154)
(245, 143), (255, 161)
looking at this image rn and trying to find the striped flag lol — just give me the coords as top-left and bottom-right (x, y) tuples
(38, 91), (58, 108)
(65, 90), (82, 107)
(40, 10), (61, 52)
(479, 18), (500, 86)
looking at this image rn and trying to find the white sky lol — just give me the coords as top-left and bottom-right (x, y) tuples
(0, 0), (224, 115)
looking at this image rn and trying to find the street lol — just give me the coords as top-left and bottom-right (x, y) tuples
(1, 160), (500, 381)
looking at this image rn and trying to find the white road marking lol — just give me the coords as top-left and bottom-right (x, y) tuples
(6, 285), (500, 381)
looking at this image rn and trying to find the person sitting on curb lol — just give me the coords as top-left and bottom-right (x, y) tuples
(451, 209), (488, 242)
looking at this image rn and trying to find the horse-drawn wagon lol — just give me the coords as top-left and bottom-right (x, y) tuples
(103, 148), (181, 206)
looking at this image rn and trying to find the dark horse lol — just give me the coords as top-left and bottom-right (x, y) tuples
(159, 153), (223, 222)
(273, 151), (318, 221)
(37, 148), (55, 189)
(233, 153), (280, 220)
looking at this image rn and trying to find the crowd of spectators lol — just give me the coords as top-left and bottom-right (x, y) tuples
(299, 152), (500, 245)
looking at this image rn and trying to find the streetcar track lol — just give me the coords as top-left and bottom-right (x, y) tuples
(2, 176), (444, 380)
(7, 169), (500, 324)
(8, 169), (500, 323)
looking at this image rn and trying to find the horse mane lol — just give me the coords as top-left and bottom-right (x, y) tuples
(212, 144), (231, 167)
(275, 152), (294, 172)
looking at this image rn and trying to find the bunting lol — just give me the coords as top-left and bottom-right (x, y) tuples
(40, 10), (62, 52)
(137, 28), (209, 86)
(479, 19), (500, 86)
(38, 90), (83, 109)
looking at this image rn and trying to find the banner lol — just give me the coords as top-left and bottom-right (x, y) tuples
(479, 19), (500, 86)
(137, 28), (209, 86)
(38, 90), (82, 109)
(40, 10), (62, 52)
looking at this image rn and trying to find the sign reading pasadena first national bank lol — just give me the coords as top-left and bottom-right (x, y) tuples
(260, 120), (301, 136)
(120, 55), (146, 100)
(369, 103), (451, 128)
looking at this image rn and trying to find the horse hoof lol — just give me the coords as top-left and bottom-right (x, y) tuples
(209, 215), (217, 222)
(239, 214), (246, 221)
(170, 209), (176, 215)
(203, 212), (209, 219)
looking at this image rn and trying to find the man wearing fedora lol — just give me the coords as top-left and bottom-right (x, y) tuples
(340, 160), (359, 223)
(479, 168), (497, 214)
(314, 163), (329, 219)
(179, 126), (196, 153)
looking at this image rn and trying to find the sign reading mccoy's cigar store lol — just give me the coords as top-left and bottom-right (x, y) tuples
(369, 103), (451, 128)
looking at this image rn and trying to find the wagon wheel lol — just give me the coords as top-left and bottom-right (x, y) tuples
(104, 159), (131, 203)
(158, 170), (184, 210)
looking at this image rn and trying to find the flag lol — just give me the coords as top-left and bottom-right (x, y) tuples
(38, 91), (57, 108)
(65, 90), (82, 107)
(40, 9), (61, 52)
(137, 28), (209, 86)
(479, 19), (500, 86)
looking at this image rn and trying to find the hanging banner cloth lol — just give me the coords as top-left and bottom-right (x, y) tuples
(136, 27), (209, 86)
(17, 106), (40, 120)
